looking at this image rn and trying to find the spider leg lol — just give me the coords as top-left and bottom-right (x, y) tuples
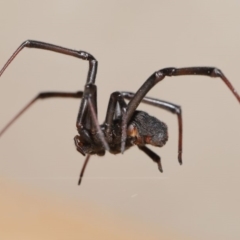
(121, 92), (182, 164)
(0, 40), (98, 135)
(78, 154), (91, 185)
(0, 91), (83, 137)
(0, 40), (97, 84)
(138, 145), (163, 172)
(75, 83), (109, 152)
(104, 92), (127, 145)
(121, 67), (240, 154)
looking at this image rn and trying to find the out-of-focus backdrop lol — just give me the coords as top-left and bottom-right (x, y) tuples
(0, 1), (240, 239)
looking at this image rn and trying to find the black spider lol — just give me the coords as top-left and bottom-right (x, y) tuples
(0, 40), (239, 185)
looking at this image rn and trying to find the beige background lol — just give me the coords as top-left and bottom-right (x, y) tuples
(0, 0), (240, 239)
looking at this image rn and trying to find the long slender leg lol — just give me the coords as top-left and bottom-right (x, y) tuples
(121, 92), (182, 164)
(0, 40), (99, 149)
(0, 91), (83, 137)
(0, 40), (97, 84)
(122, 67), (240, 151)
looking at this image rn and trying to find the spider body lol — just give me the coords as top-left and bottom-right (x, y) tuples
(75, 109), (168, 156)
(0, 40), (239, 185)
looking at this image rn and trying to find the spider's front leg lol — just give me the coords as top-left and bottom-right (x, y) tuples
(75, 84), (109, 156)
(0, 40), (110, 186)
(75, 84), (110, 186)
(0, 40), (98, 84)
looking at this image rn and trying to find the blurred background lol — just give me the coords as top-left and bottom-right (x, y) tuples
(0, 0), (240, 239)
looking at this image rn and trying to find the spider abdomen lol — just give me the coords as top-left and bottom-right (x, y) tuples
(127, 111), (168, 147)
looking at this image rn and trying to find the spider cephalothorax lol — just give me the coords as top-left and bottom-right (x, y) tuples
(0, 40), (239, 185)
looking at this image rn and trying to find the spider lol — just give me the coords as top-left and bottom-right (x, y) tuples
(0, 40), (239, 185)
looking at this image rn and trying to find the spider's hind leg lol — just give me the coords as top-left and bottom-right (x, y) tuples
(138, 145), (163, 172)
(121, 92), (183, 165)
